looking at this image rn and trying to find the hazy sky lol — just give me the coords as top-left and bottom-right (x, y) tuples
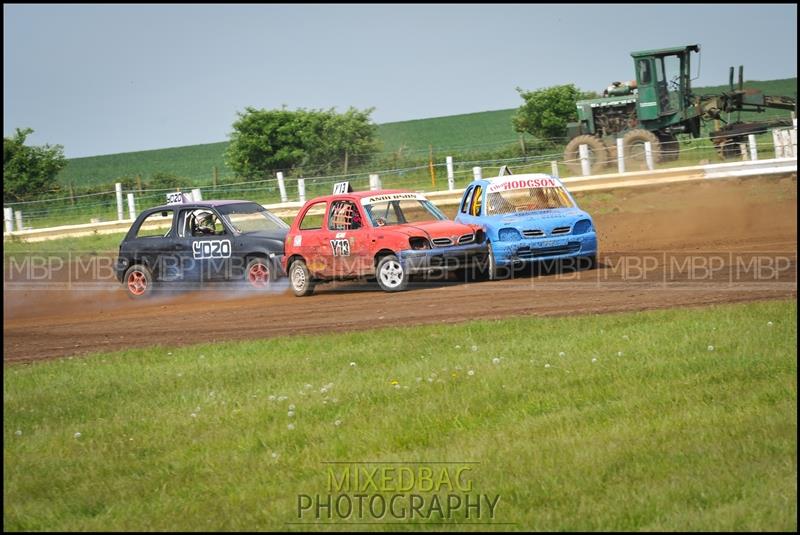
(4, 4), (797, 158)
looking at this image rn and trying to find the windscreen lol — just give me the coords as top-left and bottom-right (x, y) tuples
(363, 199), (447, 227)
(486, 187), (574, 216)
(217, 203), (289, 233)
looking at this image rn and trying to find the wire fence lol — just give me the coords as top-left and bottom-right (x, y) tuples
(4, 127), (796, 232)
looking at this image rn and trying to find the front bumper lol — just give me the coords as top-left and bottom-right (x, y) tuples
(397, 242), (489, 274)
(493, 233), (597, 265)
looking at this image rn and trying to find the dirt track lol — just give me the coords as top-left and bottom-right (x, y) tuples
(4, 176), (797, 363)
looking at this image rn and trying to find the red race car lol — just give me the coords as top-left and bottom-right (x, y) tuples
(282, 188), (488, 295)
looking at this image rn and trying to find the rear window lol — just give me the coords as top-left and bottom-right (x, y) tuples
(299, 202), (327, 230)
(136, 210), (174, 238)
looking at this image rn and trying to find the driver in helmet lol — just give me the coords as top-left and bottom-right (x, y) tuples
(193, 211), (216, 236)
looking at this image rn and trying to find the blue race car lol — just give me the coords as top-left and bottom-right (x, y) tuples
(454, 173), (597, 279)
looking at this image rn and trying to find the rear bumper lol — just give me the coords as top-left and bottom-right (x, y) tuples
(114, 257), (129, 282)
(493, 234), (598, 265)
(397, 243), (489, 273)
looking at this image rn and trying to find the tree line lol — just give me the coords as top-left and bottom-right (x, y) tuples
(4, 86), (589, 202)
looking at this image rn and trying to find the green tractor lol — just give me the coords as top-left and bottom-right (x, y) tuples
(564, 44), (796, 173)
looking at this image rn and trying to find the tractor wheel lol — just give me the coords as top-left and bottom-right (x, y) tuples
(716, 139), (743, 160)
(622, 129), (662, 170)
(657, 132), (680, 162)
(563, 135), (608, 175)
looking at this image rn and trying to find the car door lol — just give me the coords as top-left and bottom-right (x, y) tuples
(324, 199), (371, 277)
(293, 201), (332, 277)
(176, 208), (233, 283)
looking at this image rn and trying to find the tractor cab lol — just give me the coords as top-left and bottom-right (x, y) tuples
(631, 44), (699, 121)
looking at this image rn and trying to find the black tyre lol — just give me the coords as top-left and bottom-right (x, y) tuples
(245, 257), (273, 290)
(376, 254), (409, 292)
(487, 242), (498, 281)
(123, 264), (155, 299)
(622, 129), (662, 169)
(563, 135), (608, 175)
(289, 259), (315, 297)
(716, 139), (742, 160)
(657, 132), (680, 162)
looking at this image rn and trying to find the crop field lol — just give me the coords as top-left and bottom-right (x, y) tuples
(53, 78), (796, 190)
(3, 300), (797, 531)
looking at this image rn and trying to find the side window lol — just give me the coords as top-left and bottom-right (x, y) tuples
(460, 186), (474, 214)
(328, 201), (363, 231)
(136, 210), (174, 238)
(299, 202), (327, 230)
(181, 209), (226, 237)
(637, 59), (652, 84)
(470, 186), (483, 216)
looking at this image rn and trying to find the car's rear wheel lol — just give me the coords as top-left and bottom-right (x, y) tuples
(124, 264), (154, 299)
(246, 257), (272, 290)
(289, 259), (315, 297)
(376, 254), (409, 292)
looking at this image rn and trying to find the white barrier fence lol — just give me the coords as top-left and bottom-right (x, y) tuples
(5, 156), (796, 243)
(4, 125), (797, 238)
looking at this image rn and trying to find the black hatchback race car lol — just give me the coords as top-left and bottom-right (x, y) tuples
(115, 198), (288, 298)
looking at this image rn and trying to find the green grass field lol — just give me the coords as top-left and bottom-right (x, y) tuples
(4, 299), (796, 531)
(53, 78), (796, 189)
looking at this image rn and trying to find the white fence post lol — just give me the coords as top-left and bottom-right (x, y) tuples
(786, 128), (796, 158)
(298, 178), (306, 203)
(369, 174), (381, 190)
(115, 183), (124, 221)
(748, 134), (758, 161)
(276, 172), (288, 203)
(550, 161), (559, 178)
(579, 144), (591, 176)
(15, 210), (23, 231)
(446, 156), (455, 190)
(191, 188), (202, 201)
(127, 193), (137, 220)
(773, 129), (784, 158)
(616, 138), (625, 173)
(739, 143), (748, 161)
(4, 207), (13, 233)
(472, 166), (482, 181)
(644, 141), (654, 171)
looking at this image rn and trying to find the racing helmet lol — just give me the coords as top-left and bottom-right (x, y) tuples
(194, 211), (215, 234)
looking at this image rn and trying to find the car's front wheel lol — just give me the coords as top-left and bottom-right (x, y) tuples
(245, 257), (272, 290)
(376, 254), (409, 292)
(487, 242), (500, 281)
(124, 264), (155, 299)
(289, 259), (315, 297)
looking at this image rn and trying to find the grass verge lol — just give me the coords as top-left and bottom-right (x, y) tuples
(3, 300), (797, 531)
